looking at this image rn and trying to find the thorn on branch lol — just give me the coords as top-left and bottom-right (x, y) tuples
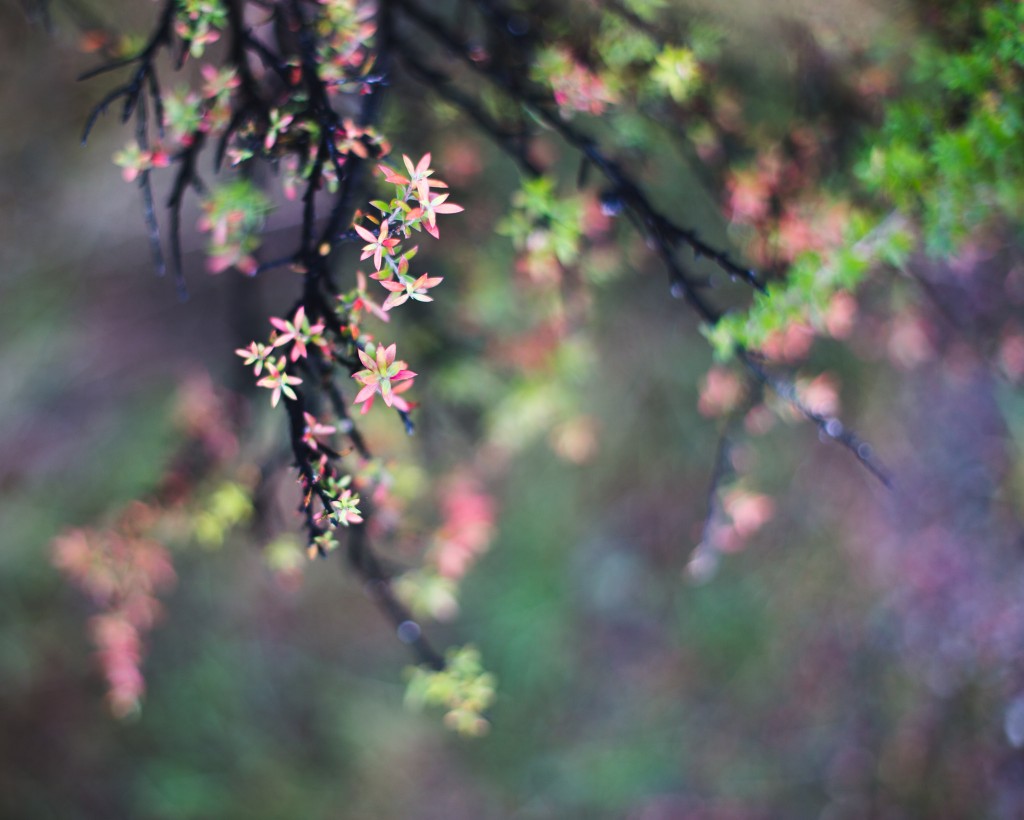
(739, 351), (893, 489)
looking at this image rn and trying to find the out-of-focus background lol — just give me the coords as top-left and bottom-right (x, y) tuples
(3, 0), (1024, 817)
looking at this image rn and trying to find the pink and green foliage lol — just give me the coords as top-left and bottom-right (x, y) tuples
(72, 0), (803, 732)
(234, 340), (274, 375)
(21, 0), (1024, 812)
(396, 472), (498, 622)
(269, 306), (327, 362)
(255, 356), (303, 407)
(198, 179), (272, 275)
(175, 0), (226, 58)
(378, 271), (443, 311)
(321, 487), (364, 529)
(316, 0), (377, 84)
(53, 520), (176, 717)
(66, 0), (953, 739)
(429, 475), (496, 581)
(113, 142), (169, 182)
(354, 219), (399, 271)
(51, 376), (247, 717)
(366, 154), (463, 270)
(533, 46), (617, 116)
(301, 412), (336, 452)
(352, 342), (417, 412)
(499, 176), (585, 280)
(163, 87), (203, 144)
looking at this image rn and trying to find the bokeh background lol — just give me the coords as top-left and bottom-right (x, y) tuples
(3, 1), (1024, 817)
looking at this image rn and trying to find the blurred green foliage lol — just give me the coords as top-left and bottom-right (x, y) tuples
(707, 214), (915, 359)
(861, 0), (1024, 253)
